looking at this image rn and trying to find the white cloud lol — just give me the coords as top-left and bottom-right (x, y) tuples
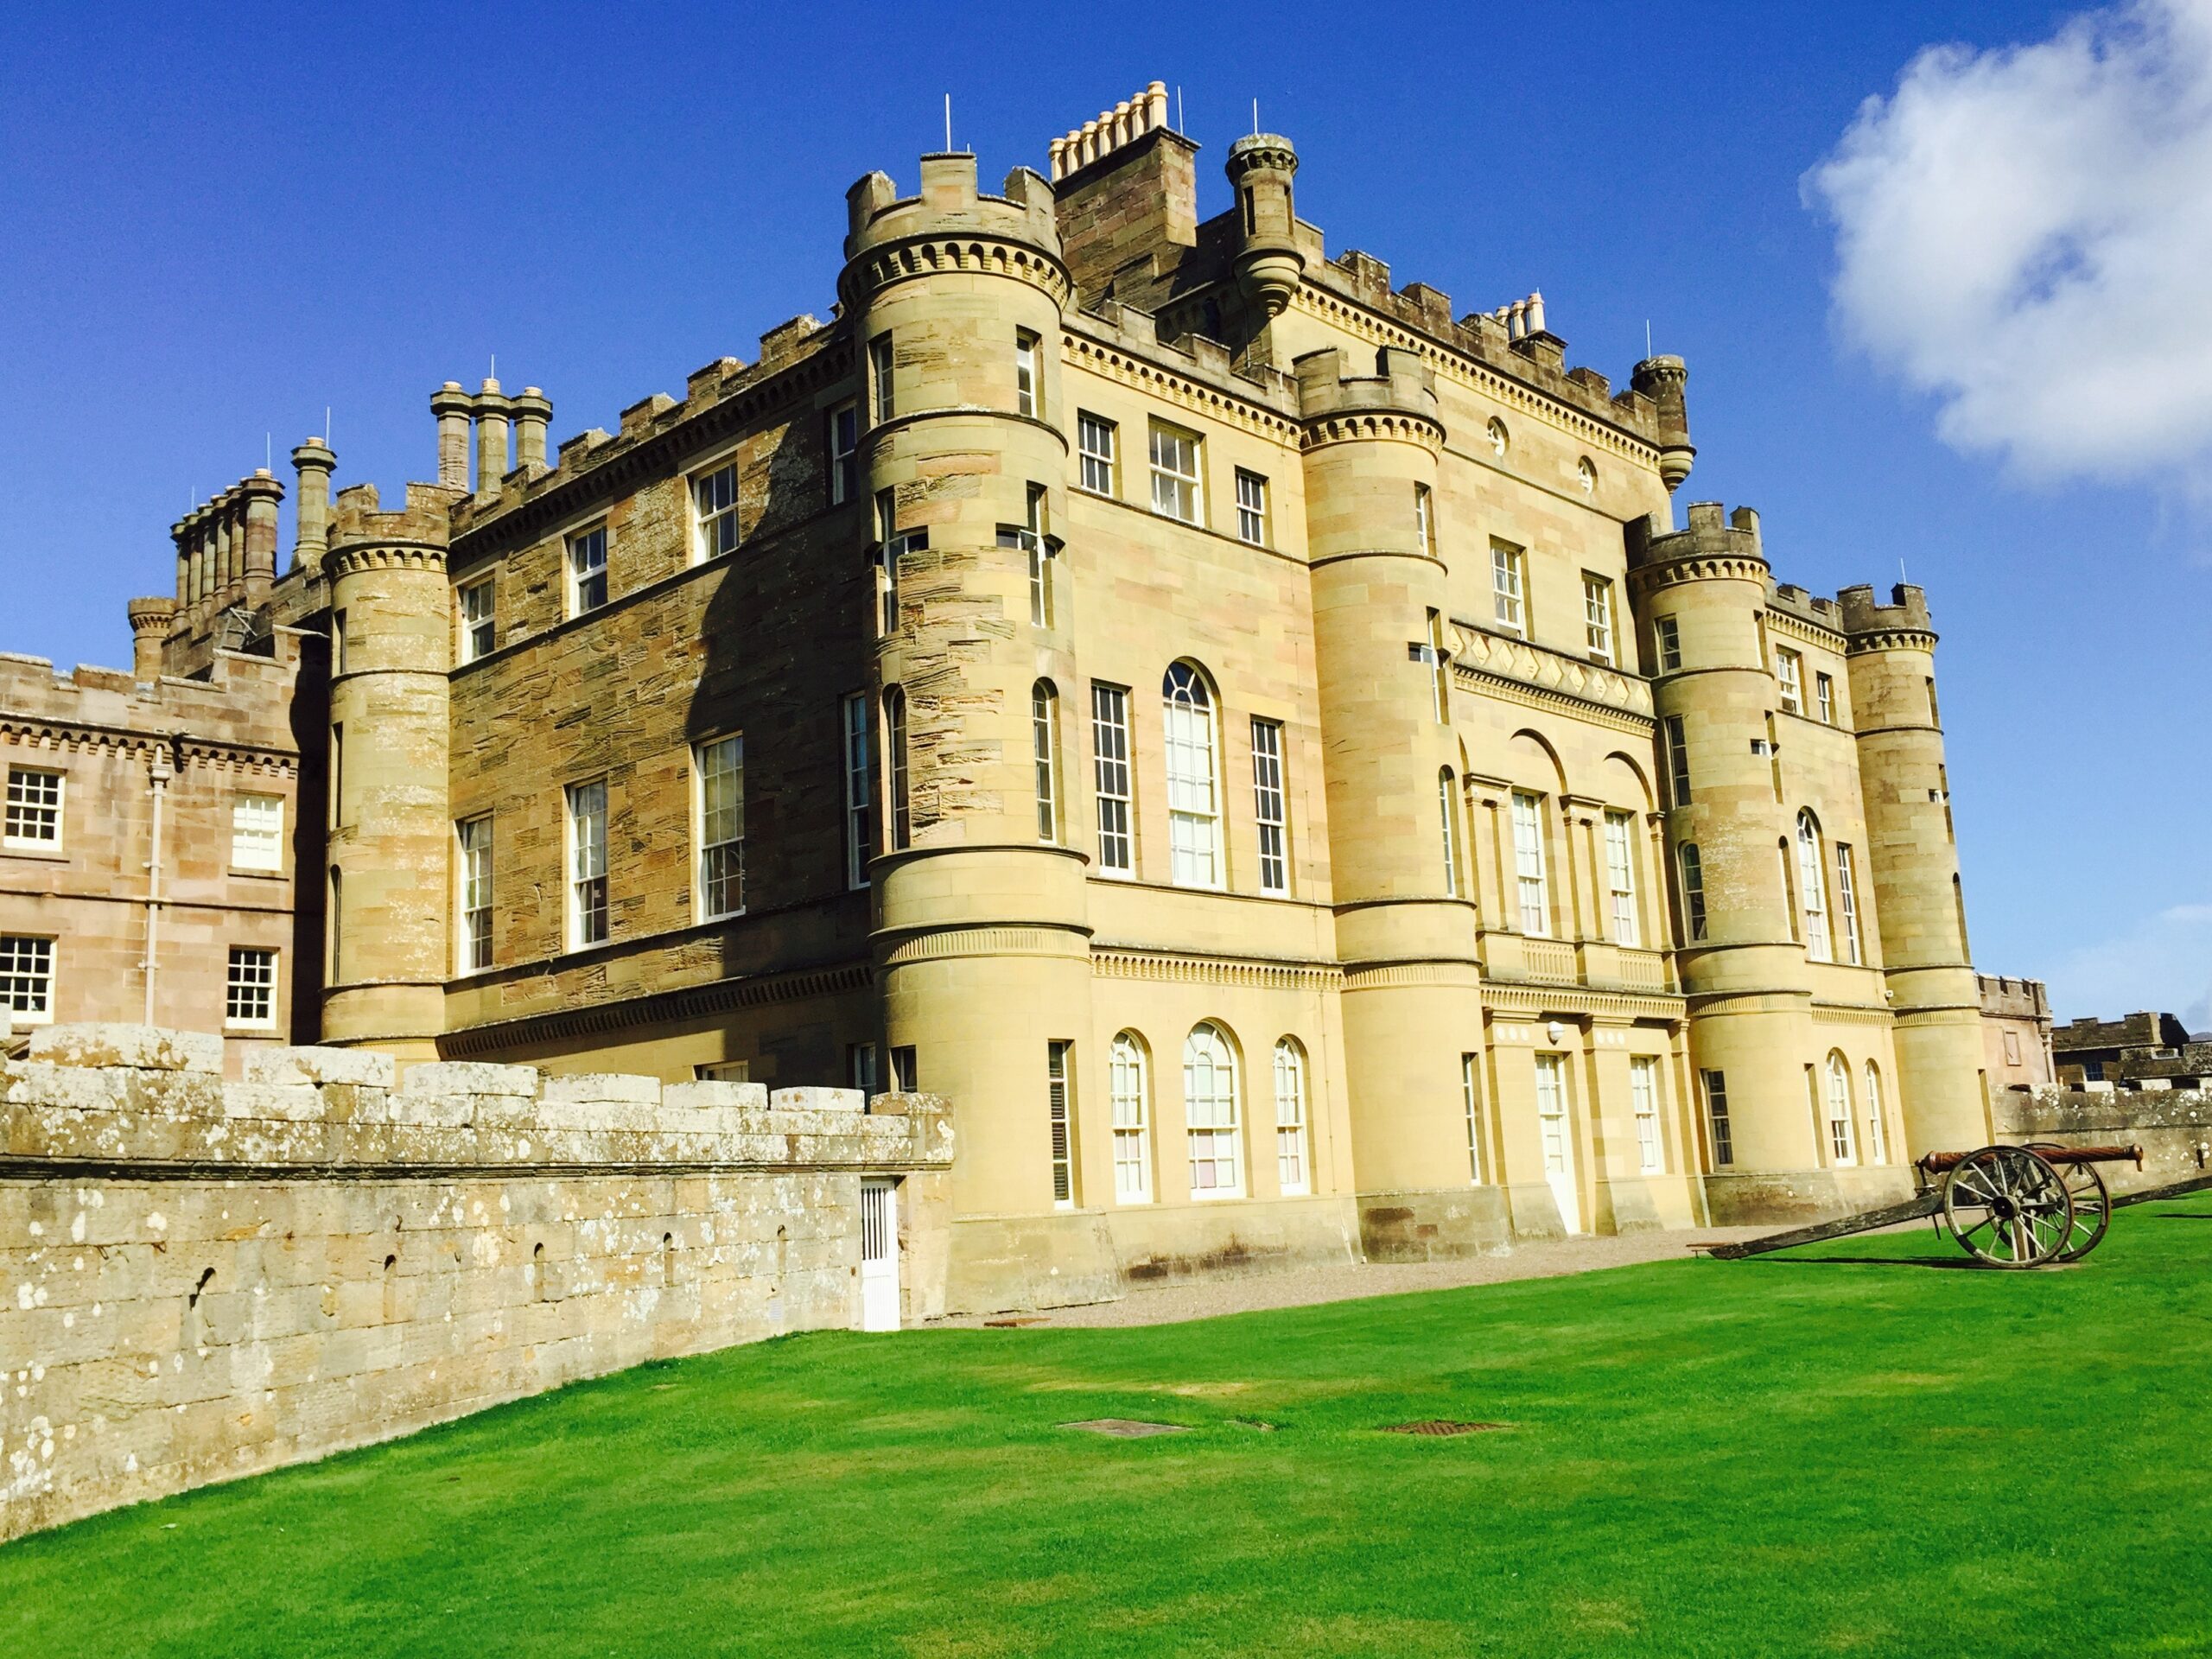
(2044, 902), (2212, 1031)
(1806, 1), (2212, 487)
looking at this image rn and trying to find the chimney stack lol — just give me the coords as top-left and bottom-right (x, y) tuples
(432, 381), (473, 488)
(474, 376), (511, 493)
(239, 469), (283, 600)
(210, 492), (238, 601)
(291, 436), (336, 572)
(510, 386), (551, 474)
(126, 598), (176, 683)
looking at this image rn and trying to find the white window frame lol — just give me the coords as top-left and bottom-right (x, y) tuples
(231, 793), (284, 873)
(1656, 615), (1681, 672)
(1162, 664), (1221, 888)
(0, 935), (55, 1025)
(842, 692), (873, 890)
(1776, 646), (1803, 715)
(1273, 1038), (1310, 1197)
(1703, 1068), (1733, 1167)
(225, 945), (277, 1030)
(696, 734), (746, 921)
(459, 576), (497, 664)
(828, 403), (859, 505)
(1109, 1033), (1152, 1203)
(1439, 769), (1461, 899)
(1510, 790), (1550, 937)
(885, 688), (911, 850)
(1462, 1053), (1484, 1183)
(1250, 717), (1287, 895)
(1015, 330), (1040, 419)
(1797, 811), (1831, 962)
(457, 814), (493, 974)
(1414, 482), (1434, 558)
(692, 459), (740, 563)
(1665, 715), (1692, 806)
(1184, 1023), (1243, 1198)
(1032, 682), (1059, 844)
(869, 334), (894, 424)
(1680, 841), (1707, 942)
(1815, 671), (1835, 725)
(1535, 1052), (1571, 1176)
(1092, 683), (1134, 877)
(1236, 468), (1268, 546)
(1583, 574), (1615, 664)
(1826, 1055), (1857, 1165)
(565, 779), (608, 949)
(1423, 609), (1449, 723)
(1491, 543), (1526, 636)
(1604, 809), (1639, 946)
(1631, 1055), (1662, 1173)
(1864, 1063), (1887, 1164)
(1047, 1039), (1075, 1209)
(1835, 842), (1863, 965)
(1077, 412), (1117, 497)
(567, 524), (608, 617)
(3, 766), (62, 850)
(1147, 420), (1202, 524)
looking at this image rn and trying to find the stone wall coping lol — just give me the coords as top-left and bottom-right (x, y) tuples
(3, 1026), (951, 1173)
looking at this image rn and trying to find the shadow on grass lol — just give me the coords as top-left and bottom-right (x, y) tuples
(1740, 1254), (1988, 1270)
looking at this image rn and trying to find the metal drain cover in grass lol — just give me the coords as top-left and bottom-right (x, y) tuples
(1063, 1418), (1191, 1438)
(1381, 1420), (1511, 1437)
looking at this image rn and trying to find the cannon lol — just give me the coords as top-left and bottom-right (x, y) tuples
(1704, 1143), (2148, 1268)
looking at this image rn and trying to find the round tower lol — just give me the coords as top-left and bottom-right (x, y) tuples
(1840, 582), (1986, 1154)
(839, 154), (1096, 1237)
(321, 480), (462, 1058)
(1630, 502), (1824, 1213)
(1293, 344), (1488, 1248)
(1224, 134), (1305, 320)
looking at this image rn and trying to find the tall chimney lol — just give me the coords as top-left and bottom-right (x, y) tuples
(240, 469), (283, 599)
(172, 516), (192, 608)
(291, 436), (336, 572)
(474, 376), (511, 493)
(432, 380), (473, 488)
(510, 386), (551, 474)
(211, 495), (237, 601)
(183, 508), (208, 610)
(127, 598), (176, 683)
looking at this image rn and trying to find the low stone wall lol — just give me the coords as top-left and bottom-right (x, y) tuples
(0, 1025), (951, 1542)
(1991, 1086), (2212, 1194)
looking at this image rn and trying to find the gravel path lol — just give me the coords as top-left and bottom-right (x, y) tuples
(932, 1224), (1780, 1330)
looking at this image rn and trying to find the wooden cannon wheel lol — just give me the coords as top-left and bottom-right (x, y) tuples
(2024, 1143), (2113, 1262)
(1941, 1146), (2075, 1268)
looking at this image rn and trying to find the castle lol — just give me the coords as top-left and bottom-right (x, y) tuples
(1, 86), (2011, 1311)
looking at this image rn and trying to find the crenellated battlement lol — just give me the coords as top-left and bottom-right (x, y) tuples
(842, 152), (1061, 268)
(1629, 500), (1766, 578)
(1292, 343), (1441, 445)
(1838, 581), (1935, 640)
(328, 480), (464, 555)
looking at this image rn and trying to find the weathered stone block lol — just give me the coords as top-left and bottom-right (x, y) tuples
(769, 1087), (865, 1115)
(26, 1025), (224, 1075)
(245, 1047), (397, 1090)
(401, 1062), (539, 1099)
(664, 1081), (771, 1112)
(540, 1073), (663, 1107)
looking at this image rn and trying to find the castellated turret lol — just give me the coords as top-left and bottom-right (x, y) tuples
(840, 151), (1096, 1236)
(1840, 582), (1986, 1154)
(1293, 343), (1492, 1237)
(320, 480), (462, 1058)
(1225, 133), (1305, 321)
(1630, 503), (1827, 1211)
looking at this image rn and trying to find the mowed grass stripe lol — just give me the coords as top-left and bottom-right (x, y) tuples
(3, 1204), (2208, 1656)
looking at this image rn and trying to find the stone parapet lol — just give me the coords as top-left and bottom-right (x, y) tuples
(0, 1026), (954, 1543)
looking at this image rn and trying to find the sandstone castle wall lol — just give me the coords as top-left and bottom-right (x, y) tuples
(0, 1024), (951, 1541)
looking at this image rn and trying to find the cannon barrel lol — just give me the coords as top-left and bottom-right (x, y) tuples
(1918, 1143), (2143, 1175)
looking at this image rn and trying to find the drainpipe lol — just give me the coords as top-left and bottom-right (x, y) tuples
(143, 743), (176, 1024)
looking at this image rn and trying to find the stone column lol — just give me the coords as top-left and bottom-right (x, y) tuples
(291, 437), (336, 572)
(432, 382), (473, 490)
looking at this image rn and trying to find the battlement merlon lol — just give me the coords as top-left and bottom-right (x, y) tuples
(1292, 345), (1442, 440)
(1831, 583), (1937, 650)
(329, 480), (465, 553)
(842, 152), (1062, 265)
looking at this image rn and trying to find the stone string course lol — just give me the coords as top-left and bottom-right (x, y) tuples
(0, 1024), (952, 1542)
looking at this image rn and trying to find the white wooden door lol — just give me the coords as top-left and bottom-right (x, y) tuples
(1535, 1053), (1583, 1234)
(859, 1179), (899, 1332)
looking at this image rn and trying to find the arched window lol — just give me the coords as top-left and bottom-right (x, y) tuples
(1864, 1062), (1887, 1165)
(1031, 680), (1058, 843)
(1162, 664), (1221, 887)
(1825, 1052), (1855, 1164)
(1438, 768), (1460, 898)
(1109, 1033), (1152, 1203)
(1273, 1038), (1310, 1196)
(1184, 1022), (1242, 1198)
(884, 687), (911, 849)
(1797, 810), (1831, 961)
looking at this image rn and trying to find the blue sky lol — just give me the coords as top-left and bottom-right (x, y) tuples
(3, 1), (2204, 1027)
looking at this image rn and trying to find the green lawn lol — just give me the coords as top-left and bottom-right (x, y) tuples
(8, 1204), (2212, 1657)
